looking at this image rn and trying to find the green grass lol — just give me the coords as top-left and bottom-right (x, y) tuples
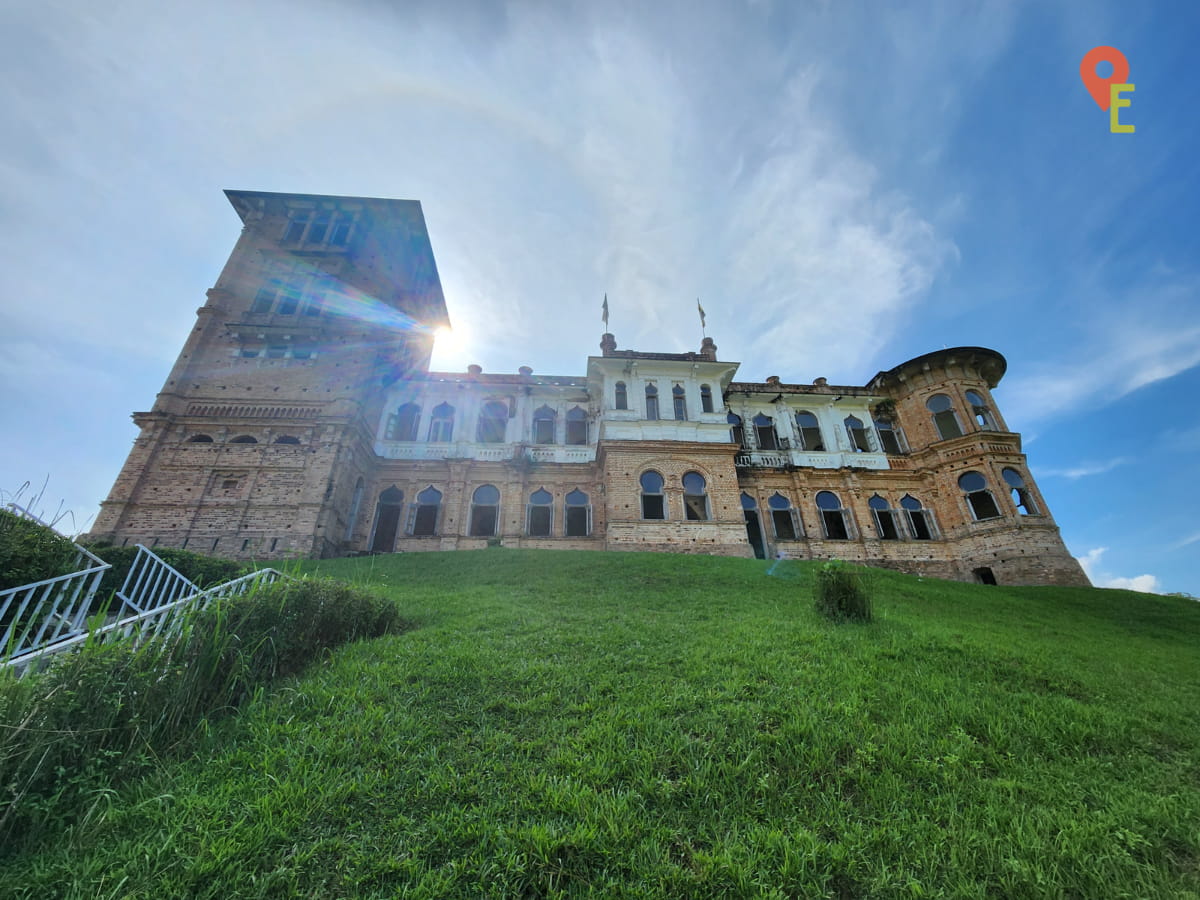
(2, 550), (1198, 898)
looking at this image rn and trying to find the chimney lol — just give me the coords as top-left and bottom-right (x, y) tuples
(518, 366), (533, 376)
(700, 336), (717, 360)
(467, 364), (483, 376)
(600, 333), (617, 356)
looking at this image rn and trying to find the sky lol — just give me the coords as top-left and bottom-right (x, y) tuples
(1, 0), (1197, 594)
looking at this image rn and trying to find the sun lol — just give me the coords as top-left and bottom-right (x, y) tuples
(431, 326), (470, 369)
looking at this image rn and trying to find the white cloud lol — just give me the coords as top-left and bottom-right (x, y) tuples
(1076, 547), (1161, 594)
(1170, 532), (1200, 552)
(1036, 457), (1129, 480)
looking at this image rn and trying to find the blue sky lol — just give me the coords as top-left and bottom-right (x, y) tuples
(1, 0), (1197, 594)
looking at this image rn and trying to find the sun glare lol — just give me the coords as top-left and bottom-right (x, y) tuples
(431, 325), (470, 370)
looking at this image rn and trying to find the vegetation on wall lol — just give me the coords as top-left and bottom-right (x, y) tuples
(0, 508), (81, 592)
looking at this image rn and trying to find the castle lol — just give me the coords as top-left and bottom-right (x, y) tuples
(87, 190), (1089, 587)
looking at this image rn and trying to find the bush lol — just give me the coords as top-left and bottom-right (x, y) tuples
(814, 561), (872, 623)
(0, 577), (410, 850)
(0, 509), (81, 592)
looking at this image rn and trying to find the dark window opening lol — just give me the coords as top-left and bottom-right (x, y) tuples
(966, 391), (995, 430)
(641, 471), (665, 520)
(700, 384), (714, 413)
(527, 488), (553, 536)
(769, 493), (799, 540)
(533, 406), (556, 444)
(900, 496), (934, 540)
(469, 484), (500, 536)
(251, 288), (275, 314)
(1003, 467), (1039, 515)
(974, 567), (998, 586)
(673, 385), (687, 421)
(428, 403), (455, 442)
(222, 479), (239, 490)
(387, 403), (421, 441)
(267, 345), (287, 359)
(927, 394), (963, 441)
(728, 413), (746, 447)
(273, 436), (301, 445)
(615, 381), (628, 410)
(283, 215), (308, 243)
(683, 472), (708, 521)
(565, 407), (588, 445)
(816, 491), (849, 540)
(796, 411), (824, 451)
(645, 384), (659, 421)
(187, 434), (213, 443)
(565, 489), (590, 537)
(753, 414), (778, 450)
(477, 401), (508, 443)
(875, 419), (904, 454)
(869, 495), (900, 540)
(230, 435), (258, 444)
(959, 471), (1001, 520)
(371, 486), (404, 552)
(845, 416), (872, 452)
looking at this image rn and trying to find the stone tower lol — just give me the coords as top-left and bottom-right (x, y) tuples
(88, 190), (450, 558)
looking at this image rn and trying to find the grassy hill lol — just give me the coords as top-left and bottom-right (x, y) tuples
(4, 550), (1198, 898)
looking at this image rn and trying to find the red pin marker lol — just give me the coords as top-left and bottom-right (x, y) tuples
(1080, 46), (1130, 111)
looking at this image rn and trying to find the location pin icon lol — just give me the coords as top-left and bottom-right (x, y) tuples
(1080, 46), (1130, 110)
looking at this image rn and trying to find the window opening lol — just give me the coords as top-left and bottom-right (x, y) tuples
(927, 394), (964, 440)
(974, 567), (998, 585)
(527, 488), (553, 536)
(959, 471), (1001, 520)
(187, 434), (213, 443)
(370, 486), (404, 552)
(874, 418), (905, 454)
(728, 413), (746, 447)
(565, 489), (591, 537)
(796, 411), (824, 451)
(900, 494), (934, 540)
(966, 391), (995, 430)
(816, 491), (850, 540)
(844, 415), (873, 452)
(753, 414), (778, 450)
(868, 494), (900, 540)
(428, 403), (455, 442)
(741, 493), (765, 559)
(230, 435), (258, 444)
(469, 484), (500, 536)
(640, 471), (665, 519)
(477, 401), (508, 443)
(673, 384), (687, 421)
(386, 403), (421, 441)
(409, 486), (442, 536)
(615, 381), (628, 410)
(700, 384), (714, 413)
(565, 407), (588, 445)
(682, 472), (709, 521)
(273, 435), (300, 445)
(768, 492), (801, 540)
(533, 405), (557, 444)
(645, 384), (659, 420)
(1002, 467), (1039, 515)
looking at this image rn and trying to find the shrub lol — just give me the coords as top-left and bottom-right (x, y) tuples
(0, 577), (410, 850)
(0, 509), (81, 592)
(814, 561), (872, 623)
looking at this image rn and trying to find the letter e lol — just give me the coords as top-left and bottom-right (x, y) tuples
(1110, 83), (1135, 133)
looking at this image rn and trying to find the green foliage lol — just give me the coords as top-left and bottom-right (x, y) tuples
(0, 577), (408, 849)
(0, 508), (81, 591)
(814, 560), (873, 622)
(3, 550), (1199, 898)
(81, 543), (248, 598)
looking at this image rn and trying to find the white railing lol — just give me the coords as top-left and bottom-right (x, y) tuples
(113, 545), (200, 619)
(0, 504), (111, 662)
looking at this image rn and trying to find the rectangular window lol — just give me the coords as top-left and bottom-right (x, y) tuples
(250, 288), (276, 314)
(907, 510), (933, 541)
(527, 505), (552, 536)
(878, 428), (903, 455)
(772, 509), (798, 540)
(642, 495), (665, 520)
(307, 213), (330, 243)
(822, 510), (849, 540)
(277, 293), (299, 316)
(565, 506), (589, 537)
(470, 505), (498, 536)
(283, 219), (307, 243)
(565, 419), (587, 445)
(240, 347), (260, 359)
(674, 395), (687, 420)
(302, 294), (324, 316)
(409, 504), (438, 536)
(330, 220), (352, 245)
(533, 418), (555, 444)
(266, 345), (287, 359)
(874, 509), (900, 540)
(292, 346), (312, 360)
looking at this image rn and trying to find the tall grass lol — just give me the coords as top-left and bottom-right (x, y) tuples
(0, 577), (409, 850)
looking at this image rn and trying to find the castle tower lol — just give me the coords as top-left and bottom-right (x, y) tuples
(88, 190), (450, 559)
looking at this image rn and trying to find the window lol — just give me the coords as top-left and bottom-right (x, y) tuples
(682, 472), (709, 521)
(565, 489), (590, 536)
(428, 403), (455, 442)
(250, 288), (275, 314)
(566, 406), (588, 445)
(753, 414), (778, 450)
(645, 384), (659, 420)
(370, 486), (404, 552)
(276, 282), (300, 315)
(408, 486), (442, 536)
(1002, 467), (1039, 515)
(386, 403), (421, 441)
(673, 385), (687, 421)
(477, 401), (508, 443)
(239, 347), (261, 358)
(187, 434), (214, 443)
(927, 394), (964, 441)
(230, 435), (258, 444)
(527, 488), (553, 536)
(966, 391), (995, 430)
(700, 384), (714, 414)
(959, 471), (1001, 520)
(469, 484), (500, 536)
(266, 344), (288, 359)
(900, 495), (935, 540)
(874, 418), (906, 455)
(615, 381), (628, 410)
(795, 412), (825, 451)
(282, 208), (355, 247)
(533, 405), (557, 444)
(302, 294), (324, 317)
(307, 211), (330, 244)
(283, 211), (309, 243)
(844, 416), (873, 453)
(816, 491), (850, 540)
(768, 493), (801, 540)
(640, 471), (666, 519)
(868, 494), (900, 540)
(728, 413), (746, 447)
(273, 435), (301, 445)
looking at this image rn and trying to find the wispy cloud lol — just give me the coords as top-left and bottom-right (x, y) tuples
(1170, 532), (1200, 552)
(1036, 457), (1129, 480)
(1076, 547), (1161, 594)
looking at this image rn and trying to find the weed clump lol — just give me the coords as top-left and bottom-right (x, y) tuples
(814, 561), (872, 623)
(0, 509), (80, 592)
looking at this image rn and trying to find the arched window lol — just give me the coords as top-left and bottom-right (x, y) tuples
(640, 471), (666, 520)
(868, 494), (900, 540)
(428, 403), (455, 442)
(728, 412), (746, 447)
(959, 471), (1001, 520)
(1002, 468), (1039, 515)
(230, 435), (258, 444)
(795, 412), (825, 451)
(345, 478), (364, 541)
(532, 405), (557, 444)
(386, 403), (421, 441)
(768, 493), (801, 540)
(187, 434), (213, 443)
(615, 381), (628, 410)
(899, 495), (935, 540)
(927, 394), (963, 441)
(966, 391), (996, 430)
(741, 492), (757, 510)
(645, 384), (659, 421)
(844, 416), (873, 453)
(565, 489), (591, 536)
(408, 486), (442, 536)
(700, 384), (714, 414)
(673, 384), (687, 421)
(566, 407), (588, 445)
(816, 491), (850, 540)
(469, 484), (501, 536)
(682, 472), (709, 521)
(753, 414), (778, 450)
(527, 488), (553, 536)
(477, 401), (508, 443)
(874, 417), (905, 455)
(370, 486), (404, 552)
(273, 435), (301, 445)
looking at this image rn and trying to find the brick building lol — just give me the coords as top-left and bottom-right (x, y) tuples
(88, 190), (1089, 587)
